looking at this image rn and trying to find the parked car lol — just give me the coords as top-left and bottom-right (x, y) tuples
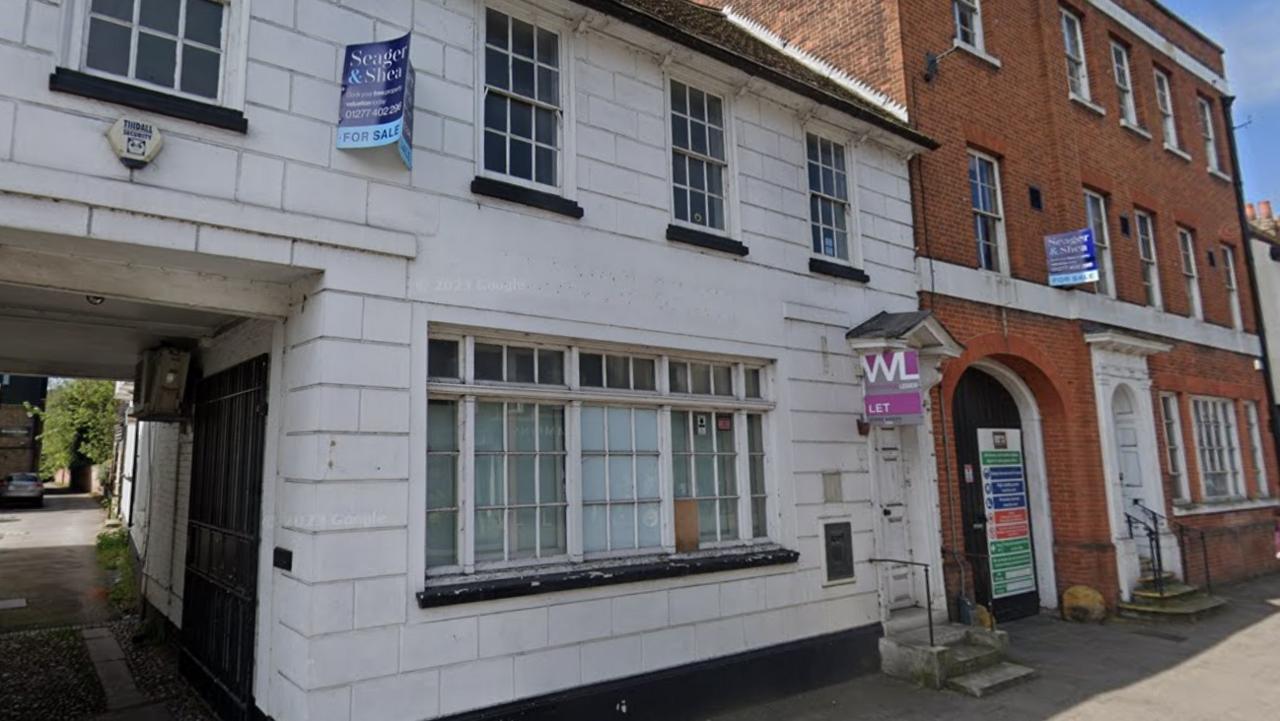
(0, 473), (44, 507)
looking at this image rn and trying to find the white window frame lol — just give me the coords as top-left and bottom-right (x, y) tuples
(425, 331), (774, 576)
(1061, 9), (1091, 101)
(804, 126), (861, 268)
(1134, 210), (1161, 309)
(953, 0), (985, 51)
(665, 70), (739, 239)
(1153, 68), (1180, 150)
(474, 1), (577, 196)
(969, 149), (1008, 274)
(1110, 42), (1137, 126)
(1244, 401), (1270, 498)
(1178, 227), (1203, 320)
(1222, 243), (1243, 330)
(65, 0), (244, 107)
(1197, 97), (1222, 174)
(1159, 393), (1190, 503)
(1085, 190), (1114, 297)
(1191, 396), (1245, 500)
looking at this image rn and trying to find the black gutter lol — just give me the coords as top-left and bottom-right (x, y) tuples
(574, 0), (939, 150)
(1222, 96), (1280, 464)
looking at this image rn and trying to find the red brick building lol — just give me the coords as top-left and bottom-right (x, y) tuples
(722, 0), (1280, 617)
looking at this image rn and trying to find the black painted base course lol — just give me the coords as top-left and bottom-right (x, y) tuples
(438, 624), (883, 721)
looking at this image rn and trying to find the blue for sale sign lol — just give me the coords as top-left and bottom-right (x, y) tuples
(1044, 228), (1099, 287)
(337, 34), (414, 169)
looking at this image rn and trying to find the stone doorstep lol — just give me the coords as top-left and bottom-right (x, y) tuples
(879, 624), (1014, 690)
(1132, 582), (1199, 601)
(1117, 593), (1228, 622)
(945, 661), (1038, 698)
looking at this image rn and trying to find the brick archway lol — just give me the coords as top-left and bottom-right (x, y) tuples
(933, 332), (1119, 609)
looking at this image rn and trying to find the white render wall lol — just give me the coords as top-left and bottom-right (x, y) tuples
(0, 1), (923, 719)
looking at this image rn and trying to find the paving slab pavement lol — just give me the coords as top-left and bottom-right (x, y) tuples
(709, 574), (1280, 721)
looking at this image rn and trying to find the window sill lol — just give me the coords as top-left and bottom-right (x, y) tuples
(666, 224), (750, 257)
(1208, 167), (1234, 184)
(471, 176), (585, 218)
(1172, 497), (1279, 517)
(1069, 93), (1107, 117)
(1120, 120), (1152, 140)
(48, 68), (247, 133)
(418, 545), (798, 608)
(952, 41), (1002, 69)
(810, 257), (870, 283)
(1164, 144), (1192, 162)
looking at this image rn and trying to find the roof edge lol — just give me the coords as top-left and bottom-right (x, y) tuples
(575, 0), (939, 151)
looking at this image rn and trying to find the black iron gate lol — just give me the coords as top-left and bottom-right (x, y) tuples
(182, 355), (269, 721)
(952, 367), (1041, 622)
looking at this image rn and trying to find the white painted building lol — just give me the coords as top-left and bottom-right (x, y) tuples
(0, 1), (951, 719)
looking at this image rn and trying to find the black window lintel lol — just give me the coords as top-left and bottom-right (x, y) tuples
(48, 68), (248, 133)
(810, 257), (870, 283)
(471, 176), (585, 218)
(666, 224), (750, 256)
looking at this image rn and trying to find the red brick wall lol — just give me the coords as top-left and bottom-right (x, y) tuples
(925, 293), (1121, 606)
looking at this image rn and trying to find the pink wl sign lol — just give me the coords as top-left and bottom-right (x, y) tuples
(862, 350), (923, 427)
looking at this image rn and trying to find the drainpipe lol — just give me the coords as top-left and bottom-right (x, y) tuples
(1222, 97), (1280, 469)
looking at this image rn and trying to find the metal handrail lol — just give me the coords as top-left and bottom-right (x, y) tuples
(1124, 511), (1166, 596)
(868, 557), (935, 647)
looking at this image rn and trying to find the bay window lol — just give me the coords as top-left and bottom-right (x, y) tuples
(426, 333), (773, 576)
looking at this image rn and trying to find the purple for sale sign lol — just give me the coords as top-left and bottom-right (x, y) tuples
(862, 349), (924, 427)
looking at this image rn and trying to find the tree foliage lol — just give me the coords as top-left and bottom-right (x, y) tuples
(26, 379), (118, 479)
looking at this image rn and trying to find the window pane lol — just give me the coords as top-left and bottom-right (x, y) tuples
(475, 343), (504, 381)
(673, 455), (691, 498)
(86, 19), (132, 76)
(185, 0), (224, 46)
(536, 66), (558, 105)
(582, 407), (605, 450)
(691, 364), (712, 394)
(535, 107), (556, 146)
(93, 0), (134, 22)
(508, 346), (535, 383)
(580, 353), (604, 387)
(510, 139), (532, 179)
(512, 58), (534, 98)
(427, 401), (457, 451)
(584, 505), (607, 552)
(140, 0), (179, 34)
(475, 509), (504, 560)
(669, 363), (689, 394)
(606, 355), (630, 389)
(428, 339), (459, 379)
(607, 407), (632, 451)
(510, 507), (537, 558)
(486, 8), (509, 48)
(719, 499), (738, 539)
(509, 403), (536, 451)
(537, 349), (563, 385)
(695, 455), (716, 496)
(582, 456), (606, 501)
(539, 406), (564, 450)
(672, 115), (689, 151)
(426, 457), (456, 507)
(670, 81), (686, 114)
(136, 33), (177, 88)
(671, 411), (689, 452)
(673, 186), (688, 223)
(610, 504), (636, 549)
(635, 409), (658, 452)
(540, 507), (565, 555)
(509, 455), (536, 504)
(426, 512), (456, 566)
(484, 131), (506, 173)
(510, 101), (533, 139)
(475, 403), (505, 451)
(536, 27), (558, 66)
(475, 454), (503, 507)
(751, 498), (766, 538)
(486, 47), (509, 90)
(638, 502), (661, 548)
(698, 500), (717, 542)
(608, 456), (633, 500)
(712, 365), (733, 396)
(636, 456), (660, 499)
(745, 369), (761, 398)
(633, 358), (656, 391)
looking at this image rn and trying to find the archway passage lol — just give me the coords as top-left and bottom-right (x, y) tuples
(952, 367), (1041, 621)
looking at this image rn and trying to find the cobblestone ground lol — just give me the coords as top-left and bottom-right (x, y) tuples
(0, 626), (105, 721)
(709, 573), (1280, 721)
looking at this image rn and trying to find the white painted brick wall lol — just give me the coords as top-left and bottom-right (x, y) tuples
(0, 1), (929, 718)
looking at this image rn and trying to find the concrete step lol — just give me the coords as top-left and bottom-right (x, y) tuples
(944, 643), (1003, 678)
(946, 661), (1038, 698)
(1118, 593), (1227, 622)
(1138, 571), (1177, 585)
(1132, 582), (1198, 601)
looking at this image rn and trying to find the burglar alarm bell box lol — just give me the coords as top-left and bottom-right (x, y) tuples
(133, 347), (191, 420)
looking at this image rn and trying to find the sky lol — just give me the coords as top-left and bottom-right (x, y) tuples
(1161, 0), (1280, 208)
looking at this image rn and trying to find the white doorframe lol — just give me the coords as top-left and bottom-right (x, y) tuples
(970, 360), (1059, 609)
